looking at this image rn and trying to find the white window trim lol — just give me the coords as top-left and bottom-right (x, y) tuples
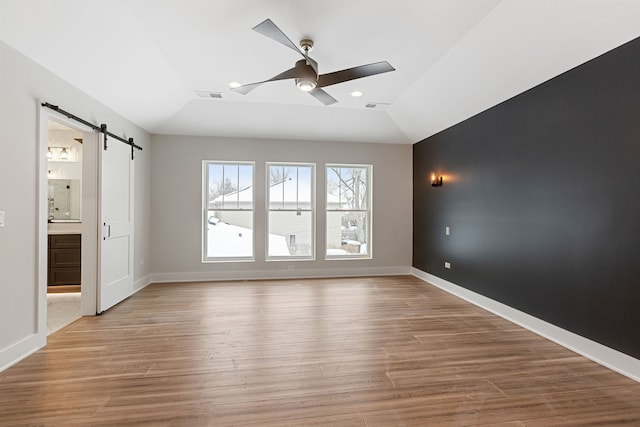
(325, 163), (372, 260)
(202, 160), (255, 263)
(266, 162), (316, 261)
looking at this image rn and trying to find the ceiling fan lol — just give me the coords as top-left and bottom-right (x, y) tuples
(231, 19), (395, 105)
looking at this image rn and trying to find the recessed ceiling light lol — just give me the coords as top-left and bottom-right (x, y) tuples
(351, 91), (363, 97)
(229, 81), (242, 88)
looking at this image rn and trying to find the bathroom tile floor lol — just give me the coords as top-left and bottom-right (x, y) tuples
(47, 292), (81, 334)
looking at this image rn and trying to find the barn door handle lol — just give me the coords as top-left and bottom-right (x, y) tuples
(103, 222), (111, 240)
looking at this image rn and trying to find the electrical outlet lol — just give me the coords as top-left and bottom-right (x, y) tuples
(444, 262), (451, 269)
(0, 211), (4, 227)
(445, 226), (450, 236)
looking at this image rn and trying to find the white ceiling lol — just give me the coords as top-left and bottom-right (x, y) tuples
(2, 0), (640, 144)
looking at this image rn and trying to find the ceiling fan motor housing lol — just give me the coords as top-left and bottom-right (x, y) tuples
(294, 59), (318, 91)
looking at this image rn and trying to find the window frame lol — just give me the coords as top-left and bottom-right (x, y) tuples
(202, 160), (255, 263)
(265, 162), (316, 261)
(325, 163), (372, 260)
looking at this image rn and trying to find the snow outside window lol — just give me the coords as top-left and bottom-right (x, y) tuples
(267, 163), (315, 260)
(203, 161), (254, 262)
(326, 164), (372, 259)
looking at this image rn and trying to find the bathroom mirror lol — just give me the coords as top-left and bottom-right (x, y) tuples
(48, 179), (81, 221)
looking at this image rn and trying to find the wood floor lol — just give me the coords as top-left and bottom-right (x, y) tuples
(1, 276), (639, 426)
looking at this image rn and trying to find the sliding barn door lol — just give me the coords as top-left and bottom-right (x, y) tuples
(98, 133), (134, 313)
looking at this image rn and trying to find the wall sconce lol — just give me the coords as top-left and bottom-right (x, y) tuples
(430, 171), (443, 187)
(47, 146), (72, 161)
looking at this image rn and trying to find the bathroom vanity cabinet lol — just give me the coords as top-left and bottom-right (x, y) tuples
(48, 233), (81, 287)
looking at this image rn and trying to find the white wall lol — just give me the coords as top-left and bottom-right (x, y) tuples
(150, 135), (412, 281)
(0, 41), (152, 370)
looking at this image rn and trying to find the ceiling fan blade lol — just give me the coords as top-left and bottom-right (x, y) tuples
(309, 88), (338, 106)
(253, 19), (301, 55)
(253, 19), (319, 72)
(317, 61), (395, 88)
(252, 19), (319, 75)
(231, 82), (264, 95)
(231, 66), (302, 95)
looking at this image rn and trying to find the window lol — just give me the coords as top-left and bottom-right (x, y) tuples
(267, 163), (315, 259)
(326, 164), (372, 259)
(203, 161), (254, 261)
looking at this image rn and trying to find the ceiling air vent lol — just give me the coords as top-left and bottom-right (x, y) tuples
(365, 102), (390, 109)
(195, 91), (222, 99)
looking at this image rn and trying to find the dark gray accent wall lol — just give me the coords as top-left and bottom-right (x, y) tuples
(413, 37), (640, 359)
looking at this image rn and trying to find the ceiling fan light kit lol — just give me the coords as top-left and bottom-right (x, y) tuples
(231, 19), (395, 105)
(296, 79), (316, 92)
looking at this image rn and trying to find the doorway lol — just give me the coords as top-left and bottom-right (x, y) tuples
(46, 120), (83, 333)
(38, 111), (99, 341)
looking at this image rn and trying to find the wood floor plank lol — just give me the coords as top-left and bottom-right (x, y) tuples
(0, 275), (638, 426)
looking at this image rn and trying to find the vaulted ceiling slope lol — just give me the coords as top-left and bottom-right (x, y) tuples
(2, 0), (640, 144)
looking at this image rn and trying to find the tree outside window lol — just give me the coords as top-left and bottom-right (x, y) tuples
(326, 164), (372, 259)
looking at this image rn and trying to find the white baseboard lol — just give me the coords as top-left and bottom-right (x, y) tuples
(411, 268), (640, 382)
(0, 333), (41, 373)
(151, 266), (411, 284)
(134, 274), (153, 291)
